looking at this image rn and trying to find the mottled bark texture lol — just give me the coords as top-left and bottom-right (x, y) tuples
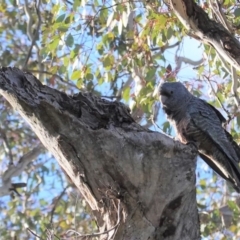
(169, 0), (240, 71)
(0, 67), (200, 240)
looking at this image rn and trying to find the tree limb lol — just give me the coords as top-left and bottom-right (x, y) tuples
(169, 0), (240, 71)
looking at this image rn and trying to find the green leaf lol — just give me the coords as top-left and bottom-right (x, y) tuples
(85, 73), (94, 81)
(157, 15), (167, 28)
(105, 72), (113, 82)
(103, 54), (114, 70)
(199, 179), (206, 189)
(95, 67), (101, 79)
(166, 28), (173, 39)
(71, 70), (81, 80)
(146, 68), (156, 80)
(122, 86), (130, 102)
(58, 26), (68, 32)
(237, 115), (240, 127)
(97, 43), (104, 55)
(56, 14), (66, 23)
(99, 8), (108, 22)
(63, 56), (69, 66)
(58, 65), (66, 74)
(98, 77), (104, 85)
(65, 15), (72, 24)
(73, 0), (81, 10)
(66, 33), (74, 47)
(227, 200), (238, 211)
(77, 78), (83, 88)
(49, 38), (60, 51)
(234, 8), (240, 17)
(50, 66), (58, 74)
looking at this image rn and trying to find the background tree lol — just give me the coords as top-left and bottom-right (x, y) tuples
(0, 0), (240, 239)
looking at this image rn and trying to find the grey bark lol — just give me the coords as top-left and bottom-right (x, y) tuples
(0, 67), (200, 240)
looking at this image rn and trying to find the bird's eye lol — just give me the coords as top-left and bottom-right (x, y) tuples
(170, 91), (173, 94)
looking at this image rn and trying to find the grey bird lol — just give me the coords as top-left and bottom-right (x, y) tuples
(159, 82), (240, 192)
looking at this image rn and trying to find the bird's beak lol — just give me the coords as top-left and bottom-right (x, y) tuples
(160, 95), (167, 105)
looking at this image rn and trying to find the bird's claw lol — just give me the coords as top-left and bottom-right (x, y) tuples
(186, 141), (199, 148)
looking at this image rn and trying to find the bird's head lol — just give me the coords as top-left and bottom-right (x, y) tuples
(159, 82), (192, 112)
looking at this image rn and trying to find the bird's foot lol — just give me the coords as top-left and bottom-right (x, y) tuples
(186, 141), (199, 148)
(186, 141), (199, 155)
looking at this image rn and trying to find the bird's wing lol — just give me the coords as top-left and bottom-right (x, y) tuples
(206, 101), (226, 123)
(190, 104), (240, 191)
(206, 100), (240, 163)
(190, 101), (239, 164)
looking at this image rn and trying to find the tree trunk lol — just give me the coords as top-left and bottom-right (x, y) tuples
(0, 67), (200, 239)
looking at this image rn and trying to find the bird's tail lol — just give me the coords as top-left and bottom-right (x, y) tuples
(199, 153), (240, 193)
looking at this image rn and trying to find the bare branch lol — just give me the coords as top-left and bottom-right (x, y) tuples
(151, 41), (180, 53)
(175, 56), (205, 75)
(0, 144), (44, 197)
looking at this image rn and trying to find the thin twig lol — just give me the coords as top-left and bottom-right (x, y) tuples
(27, 227), (42, 239)
(23, 0), (42, 68)
(151, 41), (180, 52)
(50, 186), (69, 224)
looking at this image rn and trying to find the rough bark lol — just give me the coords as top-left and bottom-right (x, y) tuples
(0, 67), (200, 239)
(169, 0), (240, 71)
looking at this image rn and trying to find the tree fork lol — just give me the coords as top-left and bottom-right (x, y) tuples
(0, 67), (200, 239)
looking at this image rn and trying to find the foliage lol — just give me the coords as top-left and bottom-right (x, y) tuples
(0, 0), (240, 238)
